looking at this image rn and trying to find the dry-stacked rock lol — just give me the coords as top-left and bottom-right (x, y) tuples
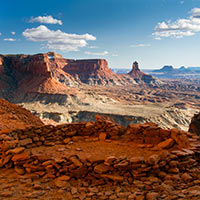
(0, 114), (200, 199)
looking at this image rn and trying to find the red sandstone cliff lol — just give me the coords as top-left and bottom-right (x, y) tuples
(63, 59), (127, 85)
(0, 53), (78, 101)
(0, 52), (161, 102)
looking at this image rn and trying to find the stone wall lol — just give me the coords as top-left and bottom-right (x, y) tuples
(0, 118), (199, 184)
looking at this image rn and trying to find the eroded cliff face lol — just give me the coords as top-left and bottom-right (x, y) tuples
(64, 59), (161, 86)
(0, 52), (161, 102)
(63, 59), (130, 86)
(0, 53), (79, 102)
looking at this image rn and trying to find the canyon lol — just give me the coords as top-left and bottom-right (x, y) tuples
(0, 52), (199, 131)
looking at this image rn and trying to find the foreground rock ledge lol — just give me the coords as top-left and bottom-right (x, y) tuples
(0, 117), (200, 199)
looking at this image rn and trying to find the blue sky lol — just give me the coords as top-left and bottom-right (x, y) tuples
(1, 0), (200, 69)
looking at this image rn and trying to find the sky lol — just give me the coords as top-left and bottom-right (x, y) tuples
(1, 0), (200, 69)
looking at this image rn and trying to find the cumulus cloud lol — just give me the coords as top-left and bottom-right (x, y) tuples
(88, 46), (98, 49)
(191, 8), (200, 18)
(153, 7), (200, 39)
(0, 33), (2, 36)
(85, 51), (109, 56)
(11, 32), (15, 35)
(22, 25), (96, 51)
(29, 16), (62, 25)
(130, 44), (151, 47)
(4, 38), (16, 41)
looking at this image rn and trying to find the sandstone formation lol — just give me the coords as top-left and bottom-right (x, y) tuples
(189, 112), (200, 135)
(63, 59), (128, 86)
(0, 52), (161, 103)
(127, 61), (161, 85)
(0, 52), (79, 102)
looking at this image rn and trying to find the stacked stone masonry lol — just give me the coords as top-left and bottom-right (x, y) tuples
(0, 118), (200, 199)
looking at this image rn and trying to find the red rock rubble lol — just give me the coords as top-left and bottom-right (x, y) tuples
(0, 98), (43, 132)
(0, 114), (199, 199)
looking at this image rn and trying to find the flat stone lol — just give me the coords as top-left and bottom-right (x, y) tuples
(70, 156), (83, 167)
(94, 163), (109, 174)
(1, 154), (12, 166)
(25, 191), (45, 198)
(101, 174), (124, 182)
(12, 151), (30, 162)
(161, 183), (173, 193)
(146, 192), (159, 200)
(19, 138), (32, 146)
(130, 156), (144, 164)
(66, 131), (76, 136)
(54, 176), (70, 188)
(33, 184), (43, 190)
(104, 156), (117, 165)
(169, 160), (179, 167)
(6, 147), (25, 155)
(136, 195), (145, 200)
(171, 150), (189, 156)
(0, 191), (13, 197)
(71, 186), (78, 195)
(85, 121), (94, 128)
(168, 167), (179, 173)
(115, 160), (129, 167)
(63, 138), (71, 144)
(181, 173), (193, 182)
(182, 148), (194, 155)
(104, 190), (113, 196)
(88, 187), (99, 193)
(153, 138), (174, 150)
(109, 194), (117, 199)
(14, 167), (25, 175)
(42, 160), (53, 166)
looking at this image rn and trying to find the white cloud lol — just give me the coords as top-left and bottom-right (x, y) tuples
(85, 51), (109, 56)
(153, 7), (200, 39)
(88, 46), (98, 49)
(191, 8), (200, 18)
(11, 32), (15, 35)
(130, 44), (151, 47)
(29, 16), (62, 25)
(4, 38), (16, 42)
(22, 25), (96, 51)
(0, 33), (1, 36)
